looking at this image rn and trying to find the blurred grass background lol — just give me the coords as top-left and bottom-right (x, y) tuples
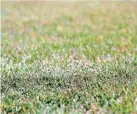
(2, 1), (137, 63)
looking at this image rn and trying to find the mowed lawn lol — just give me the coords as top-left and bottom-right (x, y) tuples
(1, 1), (137, 114)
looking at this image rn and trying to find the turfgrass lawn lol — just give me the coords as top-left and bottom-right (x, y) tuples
(1, 1), (137, 114)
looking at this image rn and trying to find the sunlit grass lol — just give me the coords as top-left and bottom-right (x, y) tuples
(1, 1), (137, 113)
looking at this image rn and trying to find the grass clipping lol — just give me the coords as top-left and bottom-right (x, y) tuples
(1, 59), (137, 99)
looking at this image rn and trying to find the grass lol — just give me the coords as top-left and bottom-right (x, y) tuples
(1, 1), (137, 114)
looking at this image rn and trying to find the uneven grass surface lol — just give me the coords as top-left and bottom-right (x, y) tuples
(1, 1), (137, 114)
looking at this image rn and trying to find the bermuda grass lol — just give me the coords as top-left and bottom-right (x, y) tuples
(1, 1), (137, 114)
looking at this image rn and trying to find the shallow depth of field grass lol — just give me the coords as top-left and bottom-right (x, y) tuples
(1, 1), (137, 114)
